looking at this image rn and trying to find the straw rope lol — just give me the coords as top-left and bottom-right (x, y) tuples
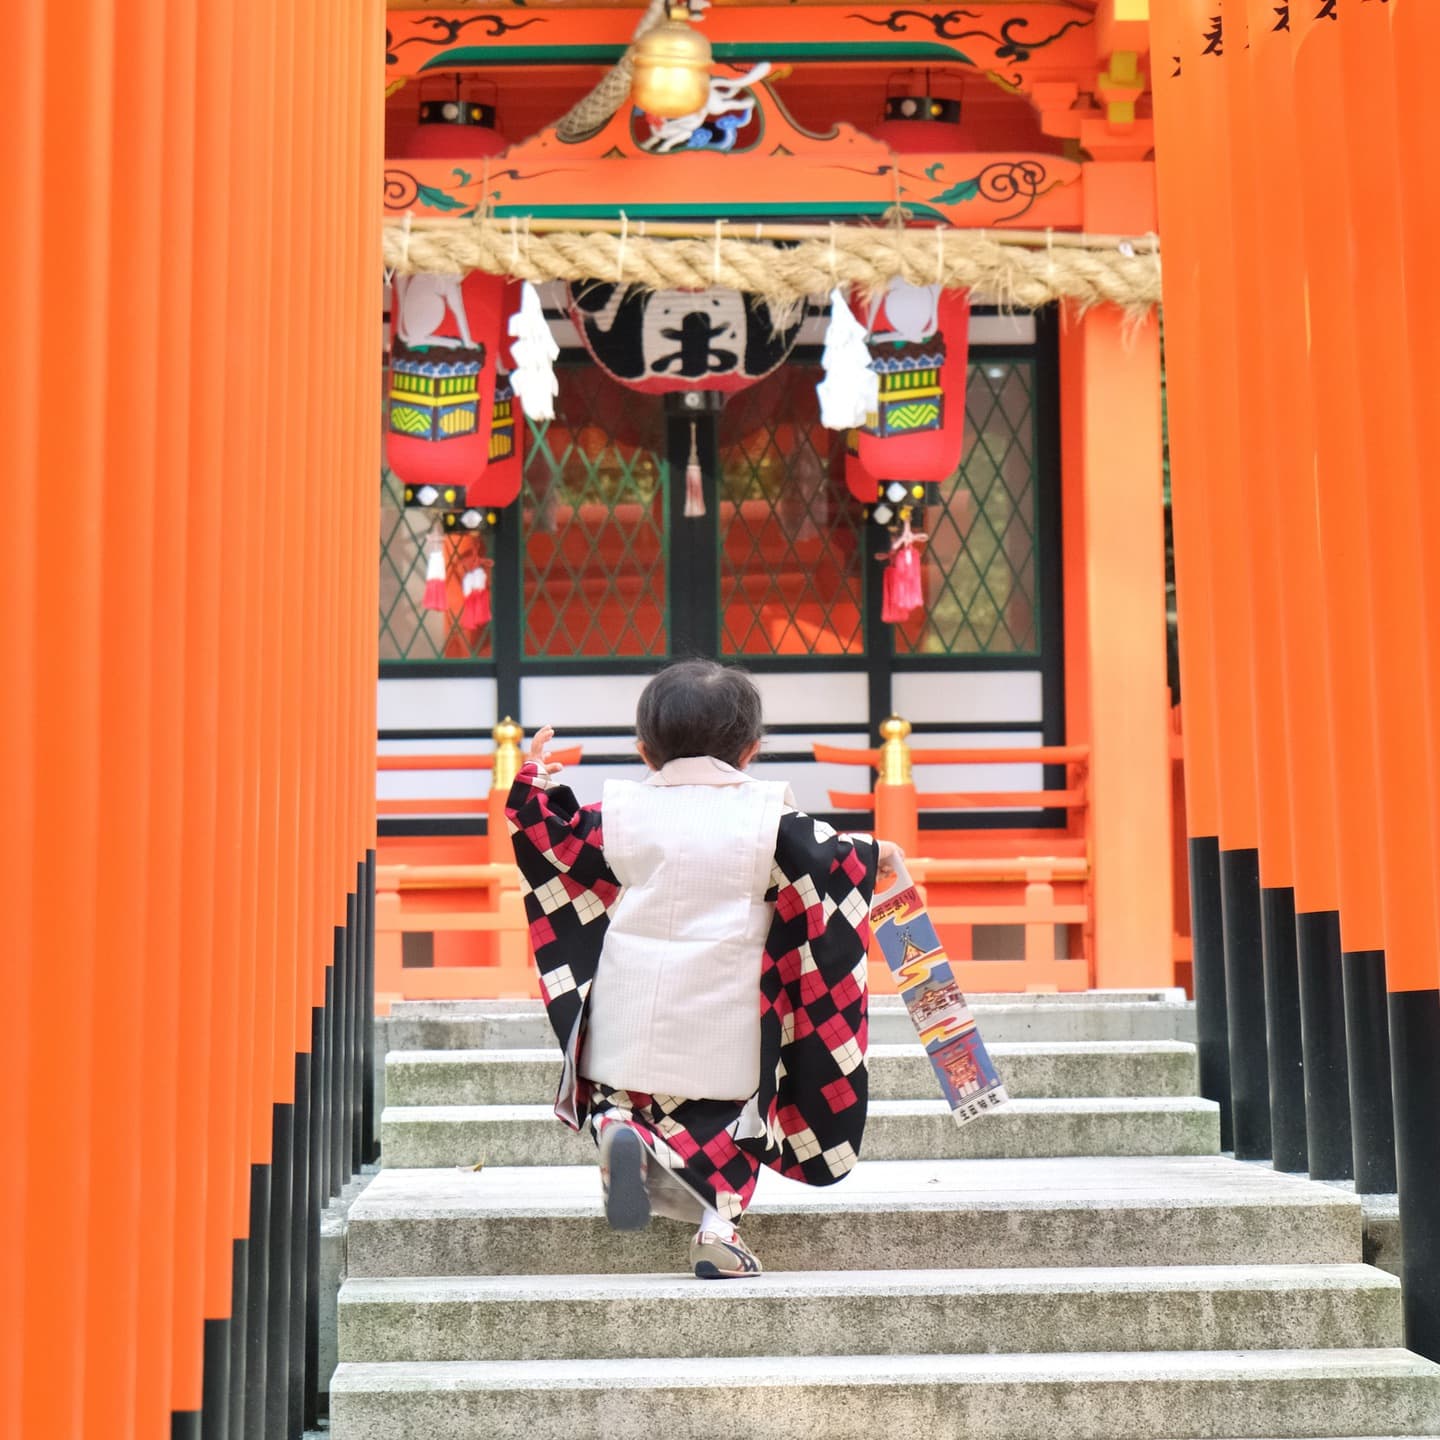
(382, 219), (1162, 312)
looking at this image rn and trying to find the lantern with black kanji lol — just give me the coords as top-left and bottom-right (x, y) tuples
(567, 283), (803, 396)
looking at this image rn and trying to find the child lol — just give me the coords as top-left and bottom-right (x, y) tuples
(506, 660), (899, 1279)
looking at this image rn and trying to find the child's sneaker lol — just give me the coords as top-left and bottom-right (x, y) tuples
(598, 1120), (651, 1232)
(689, 1227), (763, 1279)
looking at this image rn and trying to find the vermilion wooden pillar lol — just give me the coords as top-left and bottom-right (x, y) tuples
(1352, 0), (1440, 1359)
(1148, 0), (1232, 1146)
(1243, 0), (1354, 1184)
(1058, 162), (1172, 991)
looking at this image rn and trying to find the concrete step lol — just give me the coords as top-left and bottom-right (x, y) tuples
(346, 1156), (1363, 1278)
(329, 1348), (1440, 1440)
(384, 1041), (1200, 1107)
(380, 1096), (1220, 1170)
(383, 995), (1197, 1052)
(338, 1264), (1402, 1364)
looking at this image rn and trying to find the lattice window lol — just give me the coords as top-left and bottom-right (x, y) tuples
(717, 366), (866, 657)
(522, 367), (669, 660)
(379, 467), (493, 661)
(894, 359), (1040, 656)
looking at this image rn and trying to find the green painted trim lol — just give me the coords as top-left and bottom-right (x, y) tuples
(417, 41), (972, 72)
(419, 45), (625, 70)
(492, 201), (895, 221)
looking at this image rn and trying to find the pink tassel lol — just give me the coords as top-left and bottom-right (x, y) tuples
(422, 538), (448, 613)
(684, 419), (706, 518)
(880, 517), (927, 623)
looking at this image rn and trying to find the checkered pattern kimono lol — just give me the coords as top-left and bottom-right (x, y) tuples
(506, 761), (877, 1218)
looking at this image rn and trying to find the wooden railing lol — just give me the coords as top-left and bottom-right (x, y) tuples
(818, 719), (1094, 991)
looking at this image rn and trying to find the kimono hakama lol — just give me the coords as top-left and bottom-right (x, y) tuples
(506, 759), (878, 1223)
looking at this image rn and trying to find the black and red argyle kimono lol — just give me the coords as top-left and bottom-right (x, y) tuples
(506, 761), (878, 1221)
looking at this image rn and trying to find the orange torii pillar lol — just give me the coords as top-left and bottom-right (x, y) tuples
(1346, 0), (1440, 1357)
(1146, 9), (1232, 1147)
(1153, 0), (1276, 1161)
(1237, 0), (1356, 1184)
(1059, 164), (1173, 991)
(1284, 0), (1393, 1190)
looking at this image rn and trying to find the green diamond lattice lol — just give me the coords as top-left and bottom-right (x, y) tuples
(895, 360), (1040, 656)
(717, 366), (866, 657)
(379, 467), (492, 662)
(522, 368), (669, 660)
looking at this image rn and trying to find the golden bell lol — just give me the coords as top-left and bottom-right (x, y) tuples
(632, 8), (712, 119)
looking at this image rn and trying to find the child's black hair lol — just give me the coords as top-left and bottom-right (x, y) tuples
(635, 660), (764, 769)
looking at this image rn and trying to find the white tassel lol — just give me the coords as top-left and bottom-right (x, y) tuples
(507, 281), (559, 421)
(816, 287), (878, 431)
(684, 419), (705, 518)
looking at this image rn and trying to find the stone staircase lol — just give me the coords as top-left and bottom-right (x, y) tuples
(331, 992), (1440, 1439)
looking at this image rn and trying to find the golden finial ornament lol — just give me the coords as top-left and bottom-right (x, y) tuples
(878, 714), (913, 785)
(492, 717), (524, 791)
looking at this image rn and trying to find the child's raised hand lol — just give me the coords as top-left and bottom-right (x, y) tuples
(527, 724), (565, 777)
(875, 839), (905, 892)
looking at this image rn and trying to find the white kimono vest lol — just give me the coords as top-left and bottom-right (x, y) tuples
(579, 756), (792, 1101)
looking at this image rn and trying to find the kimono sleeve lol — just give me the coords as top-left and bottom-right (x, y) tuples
(505, 761), (620, 1050)
(752, 811), (878, 1186)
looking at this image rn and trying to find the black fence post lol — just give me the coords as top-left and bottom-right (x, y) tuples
(305, 1002), (326, 1429)
(1296, 909), (1354, 1179)
(288, 1051), (311, 1436)
(1260, 887), (1307, 1172)
(1189, 836), (1233, 1151)
(1344, 949), (1397, 1193)
(363, 849), (378, 1163)
(1220, 847), (1273, 1160)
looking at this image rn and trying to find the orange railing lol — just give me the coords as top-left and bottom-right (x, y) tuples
(374, 862), (535, 1011)
(819, 719), (1094, 991)
(376, 740), (582, 822)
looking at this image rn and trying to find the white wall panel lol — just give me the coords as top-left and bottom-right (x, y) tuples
(377, 676), (497, 732)
(892, 670), (1043, 726)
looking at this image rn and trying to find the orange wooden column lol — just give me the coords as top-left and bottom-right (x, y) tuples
(22, 6), (112, 1438)
(0, 5), (40, 1433)
(1347, 0), (1440, 1358)
(1059, 162), (1172, 990)
(1288, 0), (1402, 1200)
(1239, 0), (1355, 1184)
(1148, 0), (1233, 1143)
(1214, 1), (1311, 1173)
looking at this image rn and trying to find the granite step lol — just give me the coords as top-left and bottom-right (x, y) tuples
(346, 1156), (1363, 1279)
(329, 1348), (1440, 1440)
(383, 1041), (1200, 1107)
(380, 1096), (1220, 1170)
(337, 1264), (1402, 1364)
(382, 995), (1197, 1052)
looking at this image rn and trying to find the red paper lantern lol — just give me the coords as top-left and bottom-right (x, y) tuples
(848, 281), (971, 492)
(386, 270), (508, 494)
(387, 88), (515, 501)
(467, 367), (524, 510)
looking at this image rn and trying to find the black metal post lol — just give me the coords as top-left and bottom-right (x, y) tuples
(1188, 836), (1233, 1151)
(331, 924), (348, 1194)
(171, 1410), (201, 1440)
(362, 849), (378, 1163)
(226, 1238), (247, 1440)
(199, 1309), (230, 1440)
(305, 1004), (326, 1429)
(1295, 909), (1353, 1179)
(350, 882), (365, 1173)
(265, 1103), (293, 1439)
(1388, 988), (1440, 1360)
(288, 1052), (311, 1437)
(1219, 847), (1273, 1160)
(324, 944), (336, 1203)
(243, 1164), (270, 1438)
(1343, 948), (1397, 1193)
(1260, 886), (1307, 1172)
